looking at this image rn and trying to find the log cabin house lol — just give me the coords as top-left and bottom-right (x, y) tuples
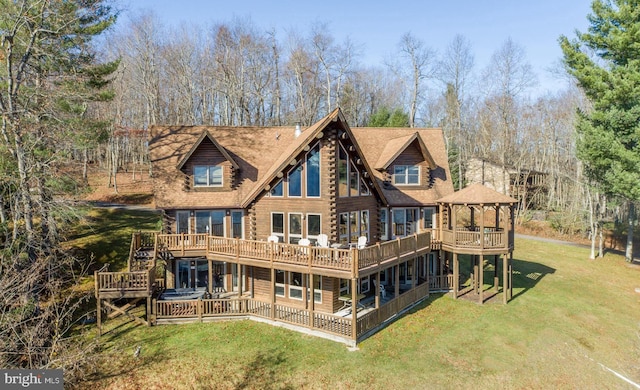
(95, 108), (516, 346)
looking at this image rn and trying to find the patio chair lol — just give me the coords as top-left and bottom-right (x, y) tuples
(298, 238), (311, 246)
(373, 280), (387, 299)
(350, 236), (367, 249)
(316, 234), (329, 248)
(267, 235), (279, 243)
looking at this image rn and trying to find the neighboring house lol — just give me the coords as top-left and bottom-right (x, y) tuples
(465, 157), (548, 210)
(95, 108), (516, 346)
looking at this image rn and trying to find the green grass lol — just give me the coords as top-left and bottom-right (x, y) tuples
(81, 234), (640, 389)
(67, 206), (161, 272)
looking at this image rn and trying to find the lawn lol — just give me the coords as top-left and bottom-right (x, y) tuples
(75, 209), (640, 389)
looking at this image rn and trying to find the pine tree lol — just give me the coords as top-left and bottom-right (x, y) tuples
(560, 0), (640, 262)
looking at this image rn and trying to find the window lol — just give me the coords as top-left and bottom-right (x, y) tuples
(231, 211), (243, 238)
(350, 211), (358, 243)
(360, 210), (369, 242)
(288, 164), (302, 197)
(423, 207), (436, 229)
(275, 269), (285, 297)
(339, 213), (349, 244)
(271, 212), (284, 242)
(176, 211), (190, 234)
(380, 209), (388, 240)
(289, 272), (303, 300)
(306, 144), (320, 197)
(349, 162), (359, 196)
(289, 213), (302, 244)
(194, 165), (223, 187)
(338, 146), (348, 197)
(270, 180), (283, 197)
(360, 276), (370, 293)
(339, 279), (349, 296)
(392, 208), (419, 238)
(307, 214), (321, 244)
(393, 165), (419, 185)
(360, 178), (370, 196)
(195, 210), (225, 236)
(311, 275), (322, 303)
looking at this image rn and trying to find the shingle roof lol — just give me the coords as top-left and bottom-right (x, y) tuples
(149, 109), (453, 210)
(352, 127), (454, 206)
(374, 132), (436, 170)
(436, 183), (518, 205)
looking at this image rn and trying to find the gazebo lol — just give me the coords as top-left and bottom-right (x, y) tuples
(437, 183), (517, 304)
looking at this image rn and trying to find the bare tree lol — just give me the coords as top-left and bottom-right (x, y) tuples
(391, 33), (437, 127)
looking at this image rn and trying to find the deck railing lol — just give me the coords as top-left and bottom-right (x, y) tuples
(154, 232), (431, 274)
(440, 228), (510, 250)
(95, 266), (156, 295)
(429, 274), (453, 291)
(151, 278), (431, 341)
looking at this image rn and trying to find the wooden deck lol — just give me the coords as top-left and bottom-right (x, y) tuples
(440, 228), (513, 254)
(154, 231), (431, 278)
(150, 282), (430, 344)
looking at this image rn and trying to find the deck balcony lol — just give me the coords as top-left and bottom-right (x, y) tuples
(155, 231), (431, 278)
(439, 227), (514, 255)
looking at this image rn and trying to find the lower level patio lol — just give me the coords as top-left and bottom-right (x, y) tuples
(150, 282), (430, 346)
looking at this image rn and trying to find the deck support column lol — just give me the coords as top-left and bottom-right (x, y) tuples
(208, 259), (213, 294)
(394, 264), (400, 298)
(351, 277), (358, 342)
(453, 253), (459, 299)
(270, 268), (276, 320)
(96, 296), (102, 336)
(503, 253), (508, 304)
(473, 255), (479, 294)
(309, 273), (315, 329)
(478, 255), (484, 304)
(494, 255), (499, 292)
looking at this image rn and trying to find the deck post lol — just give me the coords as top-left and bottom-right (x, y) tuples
(478, 255), (484, 304)
(146, 296), (152, 326)
(453, 253), (459, 299)
(309, 273), (315, 330)
(208, 259), (213, 294)
(96, 296), (102, 336)
(503, 253), (508, 304)
(270, 268), (276, 320)
(508, 253), (513, 300)
(351, 277), (357, 342)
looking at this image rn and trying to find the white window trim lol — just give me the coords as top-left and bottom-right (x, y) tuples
(287, 163), (303, 198)
(288, 212), (303, 244)
(306, 213), (321, 244)
(269, 179), (284, 197)
(393, 164), (420, 186)
(275, 269), (285, 297)
(289, 272), (304, 301)
(194, 165), (223, 187)
(271, 212), (285, 242)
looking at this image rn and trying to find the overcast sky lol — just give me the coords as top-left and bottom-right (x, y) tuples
(117, 0), (594, 96)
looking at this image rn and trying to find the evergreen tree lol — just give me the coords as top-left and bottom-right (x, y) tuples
(0, 0), (118, 383)
(560, 0), (640, 262)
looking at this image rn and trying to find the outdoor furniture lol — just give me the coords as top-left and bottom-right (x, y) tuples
(316, 234), (329, 248)
(267, 235), (279, 243)
(338, 293), (366, 312)
(373, 280), (387, 299)
(349, 236), (367, 249)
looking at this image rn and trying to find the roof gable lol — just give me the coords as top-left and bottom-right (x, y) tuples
(374, 132), (436, 170)
(240, 108), (388, 207)
(176, 130), (239, 171)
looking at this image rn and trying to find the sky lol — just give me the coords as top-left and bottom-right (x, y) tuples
(117, 0), (594, 96)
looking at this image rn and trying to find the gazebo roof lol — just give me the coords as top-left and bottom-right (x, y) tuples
(437, 183), (518, 205)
